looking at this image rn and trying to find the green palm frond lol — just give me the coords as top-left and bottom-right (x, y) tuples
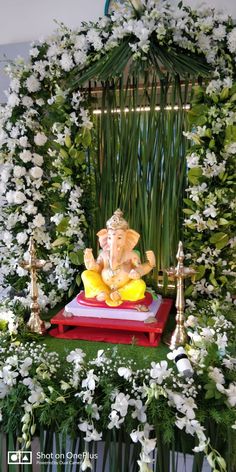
(69, 36), (212, 88)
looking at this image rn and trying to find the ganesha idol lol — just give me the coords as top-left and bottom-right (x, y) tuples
(80, 209), (156, 308)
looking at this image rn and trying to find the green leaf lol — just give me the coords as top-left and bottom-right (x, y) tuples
(59, 148), (68, 159)
(65, 135), (72, 148)
(82, 130), (92, 147)
(76, 274), (81, 287)
(76, 150), (86, 164)
(188, 104), (209, 123)
(220, 87), (229, 100)
(56, 217), (69, 233)
(62, 166), (73, 175)
(69, 250), (84, 266)
(205, 389), (215, 400)
(195, 265), (206, 281)
(51, 182), (61, 189)
(188, 167), (202, 184)
(210, 232), (228, 244)
(230, 92), (236, 102)
(51, 236), (68, 247)
(183, 208), (194, 215)
(69, 146), (77, 158)
(209, 271), (218, 287)
(218, 218), (229, 226)
(185, 284), (194, 296)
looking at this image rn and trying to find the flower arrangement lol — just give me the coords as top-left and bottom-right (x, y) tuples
(0, 0), (236, 470)
(183, 80), (236, 301)
(0, 298), (235, 471)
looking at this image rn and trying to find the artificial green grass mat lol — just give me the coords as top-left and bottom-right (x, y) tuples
(40, 334), (170, 369)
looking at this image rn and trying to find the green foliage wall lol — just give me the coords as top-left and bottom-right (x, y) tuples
(89, 78), (190, 286)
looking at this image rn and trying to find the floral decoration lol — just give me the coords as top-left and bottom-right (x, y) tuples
(0, 0), (235, 471)
(0, 298), (235, 471)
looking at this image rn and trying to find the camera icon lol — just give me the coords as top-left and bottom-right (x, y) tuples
(8, 451), (32, 465)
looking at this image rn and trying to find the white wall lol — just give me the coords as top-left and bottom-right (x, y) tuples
(0, 0), (104, 45)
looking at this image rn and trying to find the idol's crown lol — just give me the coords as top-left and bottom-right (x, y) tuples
(106, 209), (128, 230)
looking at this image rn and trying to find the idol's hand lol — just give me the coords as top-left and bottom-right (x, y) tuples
(129, 269), (141, 280)
(146, 250), (156, 268)
(84, 248), (95, 269)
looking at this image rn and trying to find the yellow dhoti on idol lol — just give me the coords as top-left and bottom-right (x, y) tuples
(82, 270), (146, 306)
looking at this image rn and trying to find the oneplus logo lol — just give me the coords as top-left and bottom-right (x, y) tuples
(8, 451), (32, 465)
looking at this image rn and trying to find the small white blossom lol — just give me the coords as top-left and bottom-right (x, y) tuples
(34, 132), (47, 146)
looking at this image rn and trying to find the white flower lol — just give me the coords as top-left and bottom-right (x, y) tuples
(66, 348), (85, 364)
(81, 452), (92, 471)
(129, 399), (147, 423)
(34, 132), (47, 146)
(111, 392), (130, 417)
(19, 150), (32, 163)
(29, 166), (43, 179)
(0, 366), (18, 386)
(227, 28), (236, 54)
(74, 50), (87, 65)
(85, 428), (102, 442)
(212, 25), (226, 41)
(24, 203), (38, 215)
(19, 357), (32, 377)
(150, 360), (171, 383)
(203, 204), (217, 218)
(81, 370), (98, 390)
(185, 315), (198, 328)
(19, 136), (29, 148)
(22, 96), (34, 108)
(208, 367), (225, 385)
(32, 214), (45, 227)
(30, 47), (39, 58)
(108, 410), (124, 429)
(60, 53), (74, 71)
(10, 78), (20, 92)
(216, 333), (228, 352)
(186, 153), (200, 168)
(91, 349), (107, 366)
(7, 93), (20, 107)
(224, 383), (236, 407)
(26, 75), (41, 92)
(28, 387), (45, 404)
(80, 108), (93, 129)
(118, 367), (132, 379)
(14, 191), (26, 204)
(16, 232), (28, 245)
(13, 166), (26, 178)
(0, 381), (10, 399)
(32, 153), (44, 166)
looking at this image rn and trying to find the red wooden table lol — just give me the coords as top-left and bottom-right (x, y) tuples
(49, 299), (173, 347)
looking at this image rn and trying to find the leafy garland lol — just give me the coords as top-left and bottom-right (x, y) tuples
(184, 80), (236, 300)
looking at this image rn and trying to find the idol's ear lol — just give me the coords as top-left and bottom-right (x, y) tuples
(97, 229), (109, 250)
(125, 229), (140, 251)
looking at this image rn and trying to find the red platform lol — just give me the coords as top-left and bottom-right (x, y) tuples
(49, 299), (173, 347)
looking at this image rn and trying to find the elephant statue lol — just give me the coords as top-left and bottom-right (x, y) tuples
(81, 209), (156, 307)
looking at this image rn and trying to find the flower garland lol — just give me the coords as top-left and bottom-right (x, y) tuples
(0, 0), (236, 306)
(183, 80), (236, 300)
(0, 52), (93, 308)
(0, 299), (235, 471)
